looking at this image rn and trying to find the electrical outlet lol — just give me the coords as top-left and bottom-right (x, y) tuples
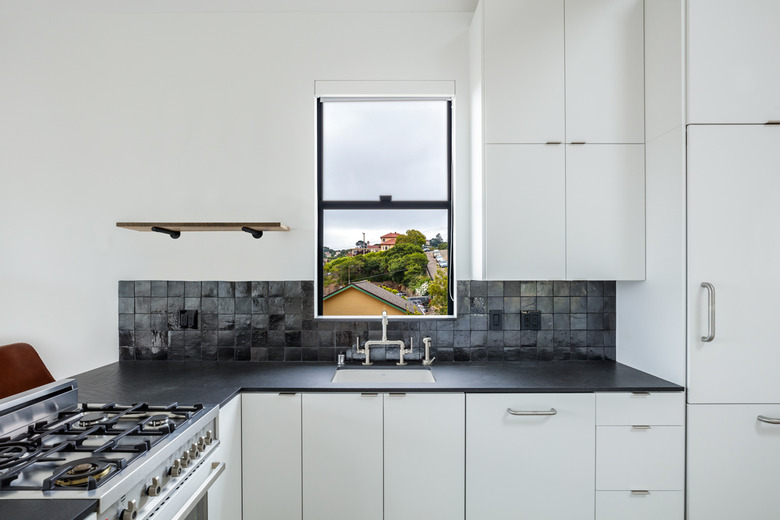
(489, 310), (503, 331)
(521, 310), (541, 331)
(179, 310), (198, 329)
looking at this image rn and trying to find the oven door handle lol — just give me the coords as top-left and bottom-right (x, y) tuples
(169, 461), (226, 520)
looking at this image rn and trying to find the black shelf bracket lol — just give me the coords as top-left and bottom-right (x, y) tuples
(151, 226), (181, 239)
(241, 226), (264, 239)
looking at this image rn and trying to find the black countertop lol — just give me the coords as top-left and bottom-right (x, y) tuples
(73, 360), (683, 406)
(0, 499), (97, 520)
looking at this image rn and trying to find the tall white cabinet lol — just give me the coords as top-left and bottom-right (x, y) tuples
(686, 125), (780, 518)
(474, 0), (645, 281)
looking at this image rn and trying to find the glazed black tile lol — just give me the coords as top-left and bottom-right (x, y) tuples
(268, 315), (284, 331)
(487, 297), (503, 311)
(235, 347), (251, 361)
(134, 281), (151, 297)
(150, 314), (168, 330)
(285, 298), (302, 315)
(553, 314), (569, 331)
(535, 297), (552, 313)
(119, 330), (134, 347)
(151, 298), (167, 314)
(520, 330), (538, 347)
(202, 346), (218, 361)
(537, 330), (554, 347)
(302, 330), (318, 348)
(470, 330), (487, 348)
(284, 347), (302, 361)
(269, 281), (284, 297)
(605, 313), (616, 330)
(183, 281), (200, 298)
(235, 298), (252, 314)
(541, 313), (554, 330)
(167, 297), (184, 314)
(553, 347), (571, 361)
(219, 315), (236, 331)
(251, 347), (269, 362)
(285, 331), (302, 348)
(202, 298), (219, 314)
(536, 281), (553, 297)
(604, 282), (616, 297)
(251, 330), (268, 347)
(470, 281), (487, 297)
(470, 297), (486, 314)
(455, 315), (471, 331)
(587, 314), (604, 331)
(586, 281), (604, 296)
(454, 347), (470, 362)
(251, 314), (269, 329)
(537, 347), (554, 361)
(184, 298), (200, 311)
(456, 280), (470, 297)
(218, 348), (235, 361)
(218, 331), (235, 347)
(487, 281), (504, 297)
(436, 320), (454, 332)
(571, 331), (587, 348)
(134, 314), (151, 331)
(202, 281), (219, 298)
(202, 331), (218, 348)
(604, 297), (617, 313)
(184, 331), (202, 349)
(587, 331), (605, 347)
(135, 297), (151, 313)
(119, 347), (135, 361)
(570, 314), (587, 330)
(484, 330), (501, 348)
(118, 298), (134, 314)
(118, 281), (134, 298)
(318, 347), (336, 362)
(571, 347), (589, 360)
(570, 281), (587, 296)
(134, 331), (152, 348)
(235, 281), (251, 298)
(218, 298), (235, 314)
(302, 319), (315, 331)
(251, 281), (269, 298)
(554, 330), (571, 347)
(151, 281), (167, 297)
(603, 346), (617, 360)
(236, 331), (252, 348)
(453, 330), (470, 348)
(137, 346), (168, 361)
(235, 315), (251, 331)
(269, 297), (285, 315)
(201, 314), (218, 331)
(285, 314), (302, 331)
(587, 296), (604, 313)
(302, 281), (314, 298)
(571, 296), (587, 313)
(502, 313), (520, 331)
(437, 330), (453, 347)
(284, 281), (302, 298)
(504, 281), (521, 297)
(606, 330), (617, 348)
(503, 330), (521, 347)
(471, 314), (488, 331)
(251, 297), (269, 314)
(301, 347), (318, 362)
(435, 348), (454, 362)
(553, 297), (570, 314)
(487, 347), (504, 361)
(553, 281), (570, 296)
(218, 282), (235, 298)
(268, 330), (285, 348)
(457, 296), (471, 314)
(504, 297), (521, 313)
(470, 348), (487, 362)
(334, 331), (352, 347)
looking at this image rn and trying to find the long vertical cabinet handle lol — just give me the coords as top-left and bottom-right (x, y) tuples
(701, 282), (716, 342)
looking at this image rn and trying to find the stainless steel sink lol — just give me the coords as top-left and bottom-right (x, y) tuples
(331, 368), (435, 383)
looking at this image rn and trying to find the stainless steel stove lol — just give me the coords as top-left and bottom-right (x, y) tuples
(0, 379), (222, 520)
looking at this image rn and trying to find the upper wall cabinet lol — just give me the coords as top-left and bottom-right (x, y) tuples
(482, 0), (644, 145)
(688, 0), (780, 124)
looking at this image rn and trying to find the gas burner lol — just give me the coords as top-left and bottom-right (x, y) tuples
(0, 440), (43, 470)
(77, 413), (109, 428)
(144, 415), (170, 429)
(48, 457), (125, 489)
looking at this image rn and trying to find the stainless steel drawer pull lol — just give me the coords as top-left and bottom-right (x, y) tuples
(507, 408), (557, 416)
(569, 141), (587, 145)
(630, 490), (651, 496)
(757, 415), (780, 424)
(632, 425), (652, 430)
(701, 282), (716, 342)
(361, 392), (379, 397)
(765, 121), (780, 125)
(631, 391), (651, 396)
(388, 392), (406, 397)
(278, 392), (296, 396)
(545, 141), (562, 145)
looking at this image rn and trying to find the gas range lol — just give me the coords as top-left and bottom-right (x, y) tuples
(0, 379), (222, 520)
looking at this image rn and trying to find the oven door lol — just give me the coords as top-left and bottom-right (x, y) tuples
(146, 459), (225, 520)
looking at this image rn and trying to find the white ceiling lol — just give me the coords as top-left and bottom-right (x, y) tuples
(2, 0), (480, 14)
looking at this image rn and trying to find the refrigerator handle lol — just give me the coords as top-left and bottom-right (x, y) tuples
(701, 282), (716, 342)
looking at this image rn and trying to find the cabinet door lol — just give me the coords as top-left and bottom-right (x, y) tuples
(466, 393), (595, 520)
(566, 144), (645, 280)
(302, 393), (383, 520)
(688, 404), (780, 519)
(688, 0), (780, 124)
(242, 393), (301, 520)
(484, 0), (565, 144)
(209, 395), (242, 520)
(484, 144), (566, 280)
(565, 0), (644, 143)
(596, 491), (683, 520)
(384, 393), (465, 520)
(688, 126), (780, 403)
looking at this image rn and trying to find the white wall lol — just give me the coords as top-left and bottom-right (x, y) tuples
(0, 7), (472, 378)
(616, 0), (686, 385)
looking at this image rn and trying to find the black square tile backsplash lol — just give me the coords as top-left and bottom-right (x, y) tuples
(118, 280), (617, 363)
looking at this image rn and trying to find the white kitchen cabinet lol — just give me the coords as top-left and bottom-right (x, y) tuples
(484, 144), (566, 280)
(303, 393), (383, 520)
(483, 0), (565, 144)
(383, 393), (465, 520)
(565, 0), (644, 144)
(242, 393), (302, 520)
(688, 404), (780, 519)
(566, 144), (645, 280)
(687, 125), (780, 404)
(595, 392), (684, 520)
(688, 0), (780, 124)
(209, 395), (242, 520)
(466, 393), (595, 520)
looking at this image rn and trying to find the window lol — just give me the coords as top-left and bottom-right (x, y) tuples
(317, 97), (454, 317)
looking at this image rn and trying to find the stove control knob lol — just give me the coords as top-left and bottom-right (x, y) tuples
(197, 436), (207, 451)
(181, 451), (191, 468)
(189, 443), (200, 459)
(169, 459), (182, 476)
(147, 477), (161, 496)
(205, 430), (214, 445)
(121, 500), (138, 520)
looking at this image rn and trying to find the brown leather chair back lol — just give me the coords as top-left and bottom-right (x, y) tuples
(0, 343), (55, 399)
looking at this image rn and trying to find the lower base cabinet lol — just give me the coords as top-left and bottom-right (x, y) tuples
(209, 395), (243, 520)
(596, 491), (683, 520)
(466, 393), (596, 520)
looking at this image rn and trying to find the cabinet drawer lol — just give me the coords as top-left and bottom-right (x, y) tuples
(596, 392), (684, 425)
(596, 491), (683, 520)
(597, 426), (684, 490)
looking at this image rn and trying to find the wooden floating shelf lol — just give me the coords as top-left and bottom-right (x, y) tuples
(117, 222), (290, 233)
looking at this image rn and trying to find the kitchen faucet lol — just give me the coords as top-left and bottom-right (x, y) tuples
(355, 311), (408, 366)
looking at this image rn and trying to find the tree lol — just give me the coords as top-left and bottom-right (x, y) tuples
(430, 233), (445, 248)
(395, 229), (426, 248)
(428, 268), (449, 314)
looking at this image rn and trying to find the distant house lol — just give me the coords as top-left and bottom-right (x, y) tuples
(380, 232), (400, 251)
(348, 243), (381, 256)
(322, 280), (418, 316)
